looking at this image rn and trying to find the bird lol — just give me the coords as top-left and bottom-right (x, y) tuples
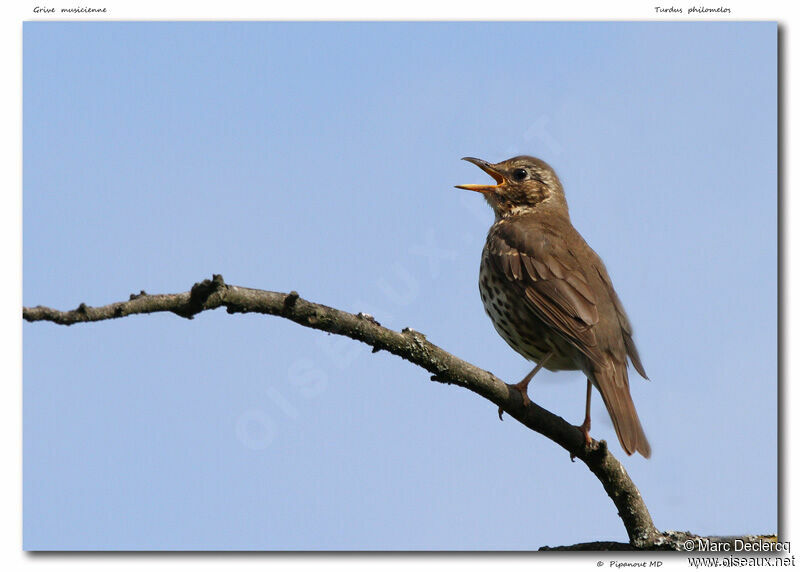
(456, 155), (650, 457)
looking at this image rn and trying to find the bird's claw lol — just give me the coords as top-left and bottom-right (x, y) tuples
(497, 383), (532, 421)
(567, 422), (594, 461)
(512, 382), (532, 407)
(577, 421), (592, 447)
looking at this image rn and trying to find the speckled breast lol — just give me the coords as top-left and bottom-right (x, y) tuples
(478, 249), (579, 372)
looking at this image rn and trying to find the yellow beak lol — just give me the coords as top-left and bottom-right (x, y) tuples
(455, 157), (506, 194)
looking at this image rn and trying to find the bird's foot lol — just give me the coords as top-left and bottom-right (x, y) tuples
(577, 419), (592, 447)
(568, 423), (594, 461)
(497, 381), (532, 420)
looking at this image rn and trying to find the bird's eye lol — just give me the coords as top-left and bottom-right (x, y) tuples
(511, 168), (528, 181)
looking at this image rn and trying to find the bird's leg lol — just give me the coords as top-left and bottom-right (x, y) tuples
(498, 351), (554, 420)
(577, 378), (593, 446)
(512, 354), (553, 404)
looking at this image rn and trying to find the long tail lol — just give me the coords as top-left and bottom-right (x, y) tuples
(591, 359), (651, 458)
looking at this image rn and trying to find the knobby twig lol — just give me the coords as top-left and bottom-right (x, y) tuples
(22, 274), (738, 550)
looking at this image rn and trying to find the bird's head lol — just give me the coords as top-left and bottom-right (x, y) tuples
(456, 155), (567, 219)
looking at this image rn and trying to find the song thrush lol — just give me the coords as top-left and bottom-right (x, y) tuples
(456, 156), (650, 457)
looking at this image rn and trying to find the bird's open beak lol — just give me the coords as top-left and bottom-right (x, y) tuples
(455, 157), (506, 194)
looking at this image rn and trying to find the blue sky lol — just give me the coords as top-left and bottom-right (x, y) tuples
(23, 22), (776, 549)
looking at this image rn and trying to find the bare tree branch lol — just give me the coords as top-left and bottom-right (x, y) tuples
(541, 533), (781, 552)
(23, 274), (673, 548)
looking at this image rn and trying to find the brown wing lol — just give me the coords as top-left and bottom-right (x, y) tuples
(489, 221), (651, 457)
(594, 265), (648, 379)
(486, 224), (603, 364)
